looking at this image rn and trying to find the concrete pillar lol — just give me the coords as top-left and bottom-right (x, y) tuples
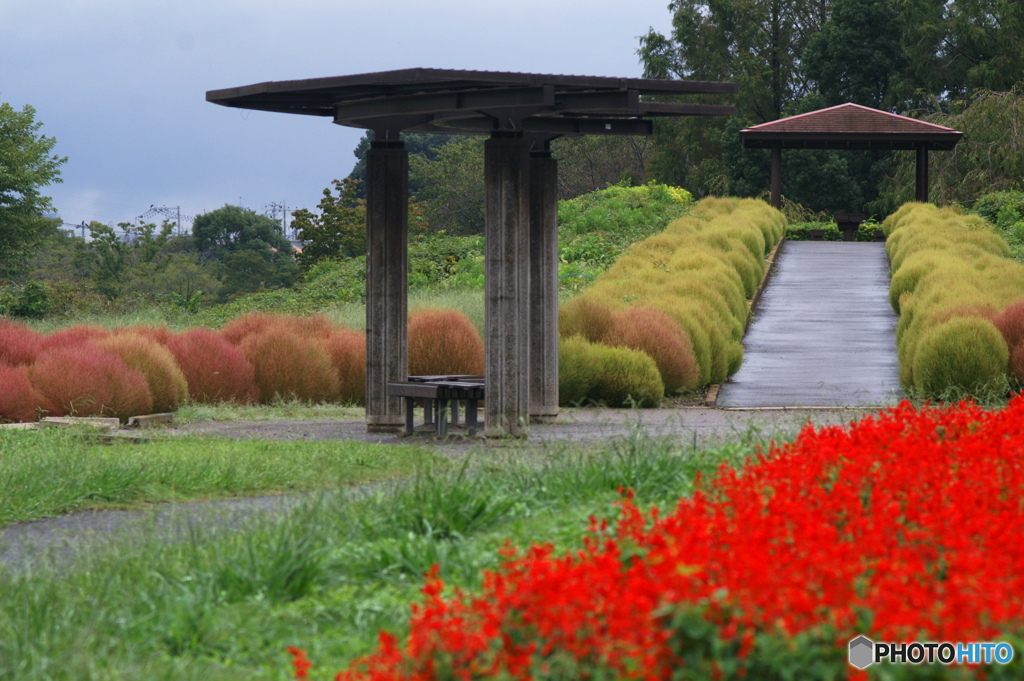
(770, 143), (782, 209)
(365, 139), (408, 432)
(484, 132), (530, 437)
(529, 146), (559, 422)
(916, 143), (929, 203)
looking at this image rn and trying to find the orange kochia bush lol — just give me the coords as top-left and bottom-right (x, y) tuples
(314, 398), (1024, 681)
(408, 308), (484, 376)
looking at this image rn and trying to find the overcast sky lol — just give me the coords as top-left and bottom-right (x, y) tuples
(1, 0), (673, 233)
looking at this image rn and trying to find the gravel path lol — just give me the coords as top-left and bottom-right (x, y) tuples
(165, 405), (873, 447)
(1, 406), (880, 574)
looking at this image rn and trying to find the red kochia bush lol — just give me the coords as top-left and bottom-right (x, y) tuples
(994, 300), (1024, 382)
(0, 364), (52, 422)
(30, 344), (153, 420)
(0, 320), (41, 366)
(165, 328), (259, 404)
(321, 328), (366, 405)
(994, 299), (1024, 349)
(408, 308), (484, 376)
(240, 327), (339, 404)
(331, 398), (1024, 681)
(603, 306), (700, 394)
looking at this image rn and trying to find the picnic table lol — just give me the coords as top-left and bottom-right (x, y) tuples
(386, 375), (485, 437)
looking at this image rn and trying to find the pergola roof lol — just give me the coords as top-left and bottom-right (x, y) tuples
(207, 67), (738, 139)
(740, 103), (963, 150)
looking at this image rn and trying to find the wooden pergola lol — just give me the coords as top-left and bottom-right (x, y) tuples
(207, 68), (736, 437)
(739, 103), (963, 208)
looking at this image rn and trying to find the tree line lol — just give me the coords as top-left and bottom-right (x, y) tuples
(4, 0), (1024, 311)
(637, 0), (1024, 215)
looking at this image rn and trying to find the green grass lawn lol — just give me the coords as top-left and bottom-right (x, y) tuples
(0, 427), (756, 681)
(0, 427), (444, 525)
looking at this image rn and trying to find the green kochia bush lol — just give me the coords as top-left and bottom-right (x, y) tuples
(912, 317), (1009, 398)
(557, 336), (663, 407)
(884, 202), (1023, 397)
(559, 197), (785, 402)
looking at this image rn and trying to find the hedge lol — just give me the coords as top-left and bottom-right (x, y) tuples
(883, 202), (1024, 397)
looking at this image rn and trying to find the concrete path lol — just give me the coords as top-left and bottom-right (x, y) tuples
(717, 241), (902, 408)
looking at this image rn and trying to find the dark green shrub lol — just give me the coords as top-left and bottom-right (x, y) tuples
(974, 191), (1024, 226)
(786, 221), (840, 241)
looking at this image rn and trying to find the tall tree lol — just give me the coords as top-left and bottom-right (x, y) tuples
(639, 0), (832, 122)
(877, 87), (1024, 211)
(291, 177), (366, 269)
(0, 102), (67, 277)
(552, 136), (651, 199)
(410, 137), (486, 234)
(944, 0), (1024, 95)
(638, 0), (833, 196)
(192, 205), (299, 297)
(891, 0), (1024, 109)
(346, 131), (457, 199)
(803, 0), (905, 108)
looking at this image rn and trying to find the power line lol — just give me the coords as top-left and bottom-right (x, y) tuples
(136, 205), (195, 235)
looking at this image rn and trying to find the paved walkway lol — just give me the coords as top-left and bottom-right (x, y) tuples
(717, 241), (902, 408)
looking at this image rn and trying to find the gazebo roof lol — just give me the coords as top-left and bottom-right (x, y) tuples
(207, 67), (737, 139)
(740, 103), (963, 150)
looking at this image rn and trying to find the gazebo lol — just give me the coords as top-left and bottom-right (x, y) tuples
(207, 68), (736, 437)
(739, 103), (963, 208)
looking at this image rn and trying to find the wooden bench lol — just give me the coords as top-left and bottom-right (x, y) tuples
(386, 375), (485, 437)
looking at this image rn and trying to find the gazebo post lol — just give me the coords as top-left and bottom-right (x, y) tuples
(770, 143), (783, 209)
(529, 142), (559, 423)
(364, 137), (409, 433)
(484, 131), (531, 437)
(916, 143), (929, 203)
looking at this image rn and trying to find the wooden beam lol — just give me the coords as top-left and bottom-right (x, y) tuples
(484, 132), (531, 437)
(529, 147), (559, 423)
(334, 86), (555, 121)
(365, 140), (409, 433)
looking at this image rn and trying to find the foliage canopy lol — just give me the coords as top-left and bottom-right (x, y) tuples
(0, 102), (67, 276)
